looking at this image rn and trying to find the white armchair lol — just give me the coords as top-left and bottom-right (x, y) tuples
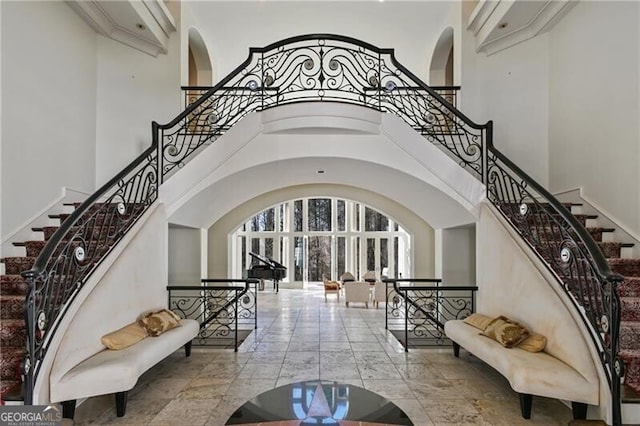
(373, 281), (387, 308)
(344, 281), (370, 308)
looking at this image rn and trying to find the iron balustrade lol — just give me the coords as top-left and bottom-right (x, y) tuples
(21, 148), (158, 404)
(19, 34), (621, 422)
(160, 35), (485, 182)
(486, 147), (624, 424)
(384, 279), (477, 351)
(167, 279), (258, 351)
(182, 85), (461, 113)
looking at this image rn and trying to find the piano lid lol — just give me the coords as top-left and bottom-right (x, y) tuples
(249, 252), (286, 269)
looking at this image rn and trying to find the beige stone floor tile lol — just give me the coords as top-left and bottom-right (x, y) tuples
(350, 341), (386, 352)
(286, 340), (320, 351)
(237, 362), (283, 379)
(199, 361), (245, 379)
(319, 362), (363, 380)
(224, 378), (277, 399)
(362, 379), (416, 400)
(129, 377), (191, 401)
(97, 398), (173, 425)
(356, 362), (403, 380)
(319, 341), (352, 351)
(149, 398), (218, 426)
(418, 397), (488, 425)
(70, 289), (574, 425)
(389, 398), (434, 426)
(176, 376), (234, 399)
(283, 350), (320, 364)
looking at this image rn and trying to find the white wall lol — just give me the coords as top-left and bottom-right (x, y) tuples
(548, 1), (640, 236)
(185, 1), (454, 84)
(1, 1), (97, 237)
(442, 225), (475, 285)
(460, 23), (550, 185)
(95, 33), (182, 185)
(168, 224), (202, 285)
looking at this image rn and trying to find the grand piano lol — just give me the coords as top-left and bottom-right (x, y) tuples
(247, 252), (287, 293)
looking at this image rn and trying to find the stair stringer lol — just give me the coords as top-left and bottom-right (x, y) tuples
(160, 102), (486, 231)
(30, 202), (167, 405)
(478, 202), (611, 423)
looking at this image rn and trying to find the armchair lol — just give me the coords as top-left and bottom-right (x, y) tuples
(323, 277), (340, 302)
(344, 281), (370, 308)
(373, 281), (387, 308)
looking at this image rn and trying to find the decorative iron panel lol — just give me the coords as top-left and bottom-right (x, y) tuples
(486, 152), (623, 395)
(22, 149), (158, 401)
(168, 280), (257, 351)
(385, 279), (477, 350)
(161, 35), (485, 181)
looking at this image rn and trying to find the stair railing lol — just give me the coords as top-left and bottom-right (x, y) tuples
(20, 34), (622, 422)
(384, 278), (477, 351)
(21, 146), (159, 404)
(486, 144), (624, 424)
(155, 34), (487, 183)
(167, 279), (258, 352)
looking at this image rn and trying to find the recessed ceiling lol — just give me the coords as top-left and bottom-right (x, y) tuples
(67, 0), (176, 57)
(468, 0), (576, 55)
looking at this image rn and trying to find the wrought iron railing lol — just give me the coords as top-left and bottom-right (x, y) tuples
(384, 279), (477, 351)
(486, 146), (624, 424)
(167, 279), (258, 351)
(20, 34), (621, 422)
(182, 85), (461, 113)
(21, 147), (158, 404)
(160, 35), (486, 182)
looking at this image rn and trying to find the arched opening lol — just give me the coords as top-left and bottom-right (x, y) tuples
(187, 27), (213, 86)
(429, 27), (454, 86)
(231, 197), (412, 288)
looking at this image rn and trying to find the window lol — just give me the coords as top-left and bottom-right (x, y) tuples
(233, 197), (410, 283)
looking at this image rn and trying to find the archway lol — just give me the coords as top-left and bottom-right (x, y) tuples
(429, 27), (454, 86)
(188, 27), (213, 86)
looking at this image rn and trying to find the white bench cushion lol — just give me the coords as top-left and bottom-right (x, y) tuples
(51, 319), (199, 403)
(445, 320), (599, 405)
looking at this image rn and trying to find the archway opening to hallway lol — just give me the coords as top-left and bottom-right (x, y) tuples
(231, 197), (412, 288)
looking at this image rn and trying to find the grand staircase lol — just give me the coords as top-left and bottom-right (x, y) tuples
(0, 34), (632, 423)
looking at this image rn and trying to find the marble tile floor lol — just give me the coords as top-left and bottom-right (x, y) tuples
(72, 287), (572, 425)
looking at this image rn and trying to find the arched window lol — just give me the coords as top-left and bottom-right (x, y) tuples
(232, 198), (411, 286)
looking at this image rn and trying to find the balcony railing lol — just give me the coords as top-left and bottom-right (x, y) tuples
(384, 278), (477, 351)
(167, 279), (258, 351)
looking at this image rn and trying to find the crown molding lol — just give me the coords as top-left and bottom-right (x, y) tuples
(67, 0), (176, 57)
(468, 0), (577, 56)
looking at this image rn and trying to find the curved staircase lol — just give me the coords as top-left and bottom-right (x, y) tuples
(0, 203), (91, 404)
(0, 34), (632, 424)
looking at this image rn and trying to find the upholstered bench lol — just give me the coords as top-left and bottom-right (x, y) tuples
(444, 319), (599, 420)
(51, 318), (199, 419)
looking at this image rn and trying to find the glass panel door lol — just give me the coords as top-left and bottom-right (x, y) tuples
(307, 236), (331, 282)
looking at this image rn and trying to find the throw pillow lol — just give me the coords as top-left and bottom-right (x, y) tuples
(138, 309), (182, 337)
(324, 281), (339, 290)
(463, 313), (494, 331)
(494, 321), (530, 348)
(101, 322), (148, 350)
(517, 331), (547, 352)
(481, 316), (509, 340)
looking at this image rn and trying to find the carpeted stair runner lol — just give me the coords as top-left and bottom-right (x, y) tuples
(0, 202), (128, 404)
(509, 203), (640, 396)
(606, 257), (640, 395)
(0, 274), (29, 403)
(0, 206), (72, 404)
